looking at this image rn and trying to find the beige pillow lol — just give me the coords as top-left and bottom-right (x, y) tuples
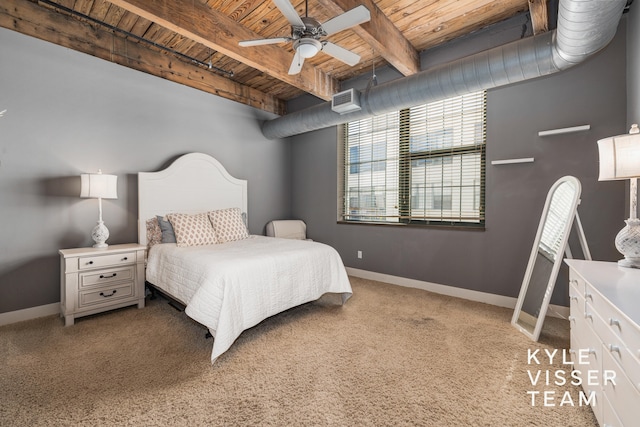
(167, 212), (218, 247)
(208, 208), (249, 243)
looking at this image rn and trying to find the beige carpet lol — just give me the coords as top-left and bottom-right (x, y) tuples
(1, 277), (597, 426)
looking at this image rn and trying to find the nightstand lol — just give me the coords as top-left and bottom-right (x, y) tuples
(59, 244), (146, 326)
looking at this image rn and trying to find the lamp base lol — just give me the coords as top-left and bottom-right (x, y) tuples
(91, 221), (110, 249)
(618, 258), (640, 269)
(615, 218), (640, 269)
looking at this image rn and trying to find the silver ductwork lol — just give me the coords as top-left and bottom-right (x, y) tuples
(262, 0), (626, 139)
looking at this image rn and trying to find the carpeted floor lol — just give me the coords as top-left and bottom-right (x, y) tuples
(0, 277), (597, 426)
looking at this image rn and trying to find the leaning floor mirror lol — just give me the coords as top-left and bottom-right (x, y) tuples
(511, 176), (591, 341)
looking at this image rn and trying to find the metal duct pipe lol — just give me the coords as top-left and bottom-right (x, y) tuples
(262, 0), (626, 139)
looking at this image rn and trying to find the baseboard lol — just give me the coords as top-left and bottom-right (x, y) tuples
(345, 267), (569, 320)
(0, 303), (60, 327)
(0, 271), (571, 327)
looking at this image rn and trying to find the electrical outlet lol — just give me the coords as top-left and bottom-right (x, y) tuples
(357, 250), (362, 259)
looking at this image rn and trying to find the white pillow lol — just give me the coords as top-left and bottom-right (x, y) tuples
(167, 212), (218, 247)
(208, 208), (249, 243)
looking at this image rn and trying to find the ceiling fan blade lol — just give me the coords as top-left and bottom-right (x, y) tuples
(273, 0), (305, 28)
(239, 37), (290, 47)
(321, 5), (371, 36)
(288, 50), (305, 75)
(321, 42), (361, 66)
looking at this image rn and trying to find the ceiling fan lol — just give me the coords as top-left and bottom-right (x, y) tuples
(238, 0), (371, 75)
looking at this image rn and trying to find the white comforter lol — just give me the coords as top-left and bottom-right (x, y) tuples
(146, 236), (352, 363)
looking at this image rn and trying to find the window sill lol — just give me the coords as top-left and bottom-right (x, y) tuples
(337, 220), (485, 231)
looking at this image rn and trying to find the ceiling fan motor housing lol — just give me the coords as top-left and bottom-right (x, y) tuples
(292, 17), (327, 39)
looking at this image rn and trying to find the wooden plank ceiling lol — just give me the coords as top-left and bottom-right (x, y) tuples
(1, 0), (540, 116)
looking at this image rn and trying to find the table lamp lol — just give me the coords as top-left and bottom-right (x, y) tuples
(80, 169), (118, 248)
(597, 124), (640, 268)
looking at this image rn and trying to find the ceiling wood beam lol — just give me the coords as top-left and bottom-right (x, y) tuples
(0, 0), (285, 115)
(528, 0), (549, 35)
(108, 0), (338, 100)
(317, 0), (420, 76)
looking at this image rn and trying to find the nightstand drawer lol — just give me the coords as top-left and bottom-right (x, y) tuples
(80, 266), (134, 288)
(78, 252), (136, 270)
(79, 282), (134, 308)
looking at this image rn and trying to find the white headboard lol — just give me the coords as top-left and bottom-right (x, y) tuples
(138, 153), (248, 245)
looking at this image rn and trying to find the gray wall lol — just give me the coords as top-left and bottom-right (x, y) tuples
(0, 28), (291, 314)
(1, 8), (633, 315)
(290, 18), (628, 306)
(629, 3), (640, 129)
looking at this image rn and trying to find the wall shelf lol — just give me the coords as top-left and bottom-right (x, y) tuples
(491, 158), (535, 166)
(538, 124), (590, 136)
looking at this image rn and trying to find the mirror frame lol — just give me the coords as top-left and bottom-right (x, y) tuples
(511, 175), (582, 341)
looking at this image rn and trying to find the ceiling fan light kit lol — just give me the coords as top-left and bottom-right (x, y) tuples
(239, 0), (370, 75)
(294, 38), (322, 59)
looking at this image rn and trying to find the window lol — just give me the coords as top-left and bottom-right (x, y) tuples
(340, 91), (486, 226)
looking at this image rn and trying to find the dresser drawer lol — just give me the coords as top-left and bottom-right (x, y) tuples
(78, 252), (136, 270)
(78, 282), (135, 308)
(602, 348), (640, 426)
(602, 393), (623, 427)
(590, 306), (640, 394)
(569, 274), (587, 299)
(569, 288), (585, 329)
(569, 278), (583, 309)
(80, 266), (134, 288)
(571, 332), (602, 425)
(588, 285), (640, 363)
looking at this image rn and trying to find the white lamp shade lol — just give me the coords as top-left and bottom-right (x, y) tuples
(80, 173), (118, 199)
(597, 132), (640, 181)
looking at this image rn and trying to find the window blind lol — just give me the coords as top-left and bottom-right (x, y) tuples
(340, 90), (486, 226)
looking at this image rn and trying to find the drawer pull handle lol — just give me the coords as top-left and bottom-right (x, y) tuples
(609, 318), (621, 328)
(568, 316), (576, 322)
(588, 348), (596, 356)
(609, 344), (621, 354)
(99, 273), (117, 279)
(569, 295), (578, 302)
(585, 293), (593, 301)
(569, 279), (578, 285)
(87, 261), (94, 265)
(122, 257), (128, 261)
(585, 313), (593, 321)
(99, 290), (117, 298)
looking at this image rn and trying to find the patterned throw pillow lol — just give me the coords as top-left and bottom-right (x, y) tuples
(208, 208), (249, 243)
(167, 212), (218, 247)
(146, 217), (162, 248)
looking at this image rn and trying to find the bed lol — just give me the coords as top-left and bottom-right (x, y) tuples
(138, 153), (352, 364)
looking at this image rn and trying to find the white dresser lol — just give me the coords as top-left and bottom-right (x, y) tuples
(565, 260), (640, 427)
(60, 244), (146, 326)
